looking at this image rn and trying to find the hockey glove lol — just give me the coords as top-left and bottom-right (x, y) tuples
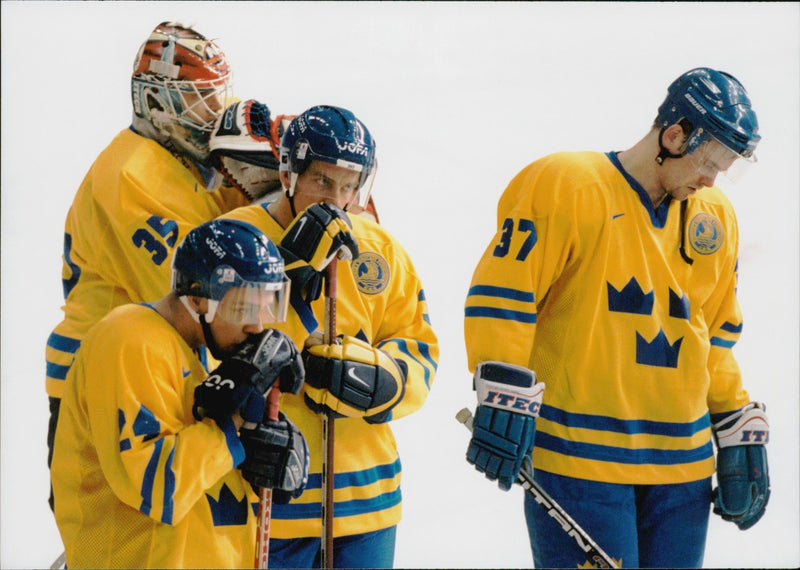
(209, 100), (282, 201)
(193, 329), (304, 424)
(278, 203), (359, 303)
(303, 335), (407, 424)
(711, 402), (770, 530)
(239, 411), (309, 503)
(466, 361), (544, 491)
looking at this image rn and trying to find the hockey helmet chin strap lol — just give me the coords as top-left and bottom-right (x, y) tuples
(655, 127), (686, 165)
(652, 124), (695, 266)
(199, 314), (228, 361)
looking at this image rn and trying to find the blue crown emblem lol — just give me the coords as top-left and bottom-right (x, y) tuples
(636, 329), (683, 368)
(607, 278), (654, 315)
(689, 213), (724, 255)
(668, 288), (690, 320)
(206, 483), (249, 527)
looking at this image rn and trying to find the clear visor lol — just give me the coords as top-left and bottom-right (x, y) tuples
(682, 130), (756, 183)
(206, 267), (290, 326)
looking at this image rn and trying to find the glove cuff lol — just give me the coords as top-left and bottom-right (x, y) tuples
(474, 361), (544, 418)
(713, 402), (770, 448)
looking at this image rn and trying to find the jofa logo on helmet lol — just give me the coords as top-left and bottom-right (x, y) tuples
(336, 140), (370, 157)
(205, 236), (227, 259)
(263, 256), (284, 274)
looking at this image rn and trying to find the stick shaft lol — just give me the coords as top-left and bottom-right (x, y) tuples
(254, 388), (281, 569)
(321, 262), (337, 568)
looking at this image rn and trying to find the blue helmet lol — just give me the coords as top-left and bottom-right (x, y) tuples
(656, 67), (760, 160)
(172, 219), (289, 324)
(279, 105), (377, 206)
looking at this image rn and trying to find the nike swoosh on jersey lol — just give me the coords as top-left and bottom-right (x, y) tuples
(612, 213), (626, 220)
(182, 367), (192, 378)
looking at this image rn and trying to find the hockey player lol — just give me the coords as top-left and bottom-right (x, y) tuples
(52, 219), (310, 568)
(463, 68), (770, 568)
(44, 22), (251, 506)
(209, 98), (381, 223)
(221, 105), (439, 568)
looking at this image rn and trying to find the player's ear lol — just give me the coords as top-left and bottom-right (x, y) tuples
(661, 123), (687, 154)
(187, 295), (208, 316)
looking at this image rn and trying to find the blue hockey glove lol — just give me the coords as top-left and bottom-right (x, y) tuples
(466, 361), (545, 491)
(711, 402), (770, 530)
(239, 411), (309, 503)
(278, 203), (359, 303)
(193, 329), (304, 425)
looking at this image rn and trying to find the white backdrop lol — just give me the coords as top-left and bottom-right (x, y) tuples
(2, 2), (798, 568)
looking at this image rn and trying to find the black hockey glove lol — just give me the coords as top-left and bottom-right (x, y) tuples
(303, 335), (407, 424)
(193, 329), (304, 425)
(278, 203), (359, 303)
(712, 402), (770, 530)
(466, 361), (544, 491)
(239, 411), (309, 503)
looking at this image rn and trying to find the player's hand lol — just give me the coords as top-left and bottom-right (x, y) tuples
(193, 329), (304, 424)
(239, 411), (309, 503)
(712, 403), (770, 529)
(278, 203), (359, 303)
(302, 334), (407, 424)
(466, 361), (544, 491)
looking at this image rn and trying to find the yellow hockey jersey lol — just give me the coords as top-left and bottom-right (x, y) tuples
(52, 304), (257, 569)
(222, 204), (439, 538)
(46, 127), (248, 400)
(464, 151), (749, 485)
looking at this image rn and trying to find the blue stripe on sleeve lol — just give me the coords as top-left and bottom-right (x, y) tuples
(378, 339), (437, 389)
(710, 337), (736, 348)
(46, 332), (82, 353)
(465, 306), (537, 323)
(467, 285), (535, 303)
(163, 446), (175, 524)
(720, 321), (743, 333)
(46, 362), (72, 381)
(139, 438), (164, 516)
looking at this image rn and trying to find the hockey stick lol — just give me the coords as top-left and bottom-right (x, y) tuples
(49, 551), (66, 570)
(455, 408), (619, 569)
(321, 262), (338, 568)
(253, 387), (282, 569)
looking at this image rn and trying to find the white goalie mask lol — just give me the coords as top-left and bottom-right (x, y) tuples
(131, 22), (234, 162)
